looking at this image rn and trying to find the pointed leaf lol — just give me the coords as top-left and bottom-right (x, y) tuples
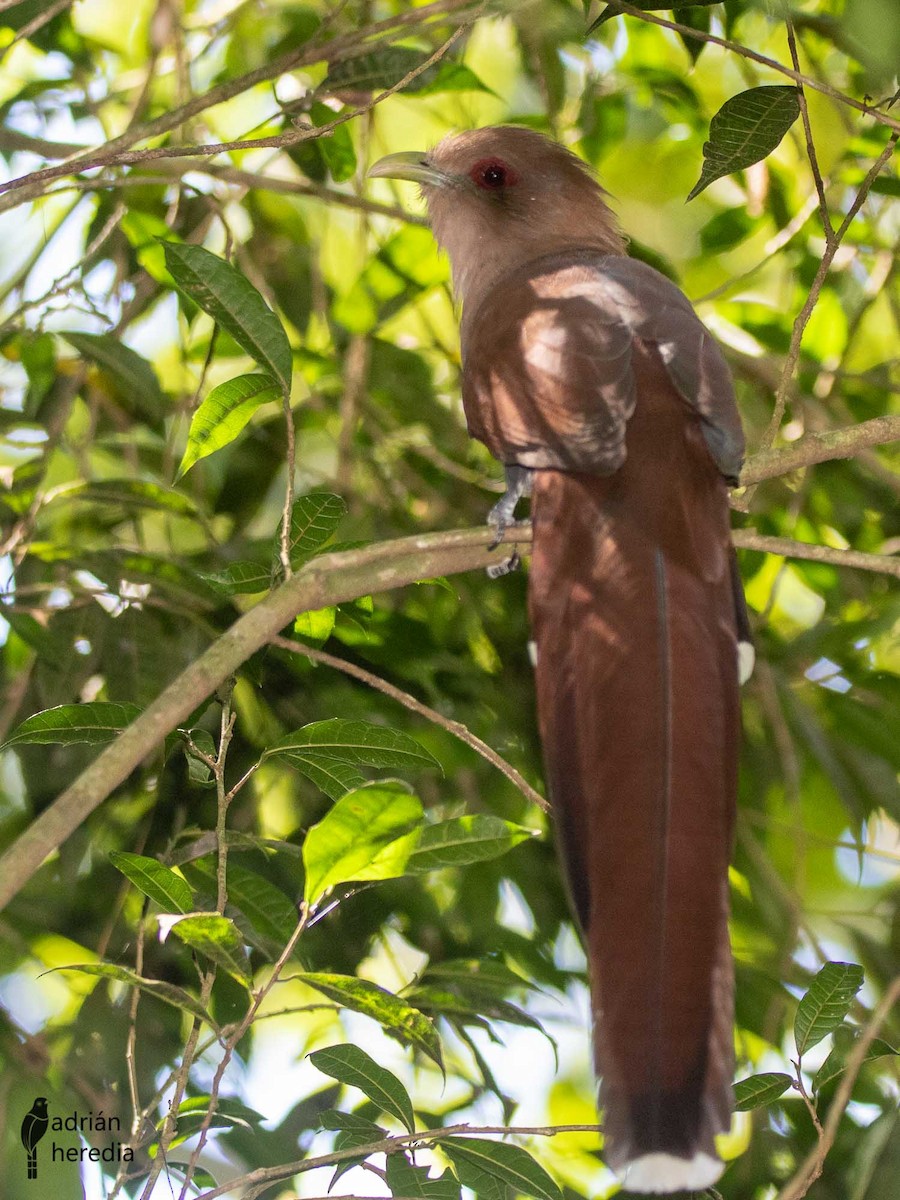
(299, 972), (442, 1067)
(270, 719), (439, 771)
(309, 1042), (415, 1132)
(588, 0), (721, 35)
(162, 242), (293, 392)
(162, 913), (252, 985)
(178, 373), (281, 476)
(53, 963), (215, 1026)
(2, 702), (142, 749)
(733, 1072), (793, 1111)
(688, 85), (801, 200)
(442, 1137), (563, 1200)
(109, 851), (193, 914)
(386, 1153), (461, 1199)
(63, 331), (163, 418)
(794, 962), (865, 1057)
(319, 1109), (388, 1187)
(292, 756), (365, 801)
(302, 783), (423, 904)
(406, 816), (536, 872)
(203, 560), (272, 595)
(286, 492), (348, 561)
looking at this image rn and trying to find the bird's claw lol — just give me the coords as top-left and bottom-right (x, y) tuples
(487, 549), (521, 579)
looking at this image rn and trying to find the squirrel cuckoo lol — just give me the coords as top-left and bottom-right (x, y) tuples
(370, 127), (752, 1194)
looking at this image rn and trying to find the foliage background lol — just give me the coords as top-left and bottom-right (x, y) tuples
(0, 1), (898, 1198)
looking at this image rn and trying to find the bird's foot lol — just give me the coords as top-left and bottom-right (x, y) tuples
(487, 548), (521, 579)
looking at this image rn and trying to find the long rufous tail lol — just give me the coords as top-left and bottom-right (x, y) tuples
(527, 345), (740, 1192)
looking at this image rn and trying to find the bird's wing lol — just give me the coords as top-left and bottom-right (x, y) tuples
(461, 252), (744, 483)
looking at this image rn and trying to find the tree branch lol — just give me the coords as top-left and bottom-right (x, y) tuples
(731, 531), (899, 578)
(738, 414), (900, 485)
(0, 527), (530, 913)
(0, 0), (481, 214)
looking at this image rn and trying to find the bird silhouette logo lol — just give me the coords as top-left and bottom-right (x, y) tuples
(20, 1097), (49, 1180)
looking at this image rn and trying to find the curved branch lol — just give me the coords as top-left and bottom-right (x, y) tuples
(739, 415), (900, 486)
(0, 527), (530, 913)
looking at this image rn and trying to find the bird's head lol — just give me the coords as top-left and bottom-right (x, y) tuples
(369, 126), (624, 309)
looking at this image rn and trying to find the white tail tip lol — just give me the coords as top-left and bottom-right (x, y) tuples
(619, 1150), (724, 1193)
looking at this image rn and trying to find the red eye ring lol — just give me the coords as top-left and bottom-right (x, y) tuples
(470, 157), (518, 190)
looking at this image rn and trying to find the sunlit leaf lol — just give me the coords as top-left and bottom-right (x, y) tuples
(406, 815), (536, 872)
(178, 373), (280, 476)
(109, 851), (193, 913)
(299, 972), (442, 1066)
(52, 963), (215, 1026)
(161, 913), (252, 985)
(301, 783), (423, 904)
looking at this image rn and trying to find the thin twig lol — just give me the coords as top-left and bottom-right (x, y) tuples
(600, 3), (900, 134)
(0, 0), (481, 213)
(760, 134), (898, 450)
(196, 1121), (601, 1200)
(270, 636), (549, 813)
(784, 20), (833, 247)
(175, 908), (311, 1199)
(0, 0), (73, 61)
(776, 975), (900, 1200)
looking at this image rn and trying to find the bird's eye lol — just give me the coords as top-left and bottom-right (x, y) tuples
(470, 158), (518, 190)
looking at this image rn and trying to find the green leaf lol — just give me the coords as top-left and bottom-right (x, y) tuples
(323, 47), (489, 97)
(292, 757), (366, 801)
(178, 373), (281, 476)
(293, 605), (336, 644)
(309, 1042), (416, 1132)
(406, 815), (536, 872)
(47, 479), (201, 518)
(63, 331), (163, 419)
(813, 1031), (897, 1091)
(386, 1153), (461, 1200)
(319, 1109), (388, 1186)
(53, 963), (215, 1027)
(109, 851), (193, 913)
(183, 858), (298, 949)
(588, 0), (722, 35)
(270, 718), (440, 772)
(441, 1137), (563, 1200)
(794, 962), (865, 1057)
(1, 702), (142, 749)
(299, 972), (442, 1067)
(161, 913), (252, 985)
(161, 242), (293, 392)
(733, 1072), (793, 1111)
(203, 560), (272, 595)
(286, 491), (347, 562)
(301, 783), (423, 904)
(688, 85), (801, 200)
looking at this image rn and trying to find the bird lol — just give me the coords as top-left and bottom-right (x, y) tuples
(369, 126), (751, 1194)
(20, 1095), (49, 1180)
